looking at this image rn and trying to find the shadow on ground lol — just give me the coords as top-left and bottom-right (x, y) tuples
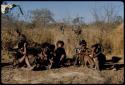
(104, 56), (124, 70)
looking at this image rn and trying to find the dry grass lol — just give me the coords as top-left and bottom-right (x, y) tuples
(1, 22), (124, 84)
(1, 23), (124, 59)
(108, 24), (124, 55)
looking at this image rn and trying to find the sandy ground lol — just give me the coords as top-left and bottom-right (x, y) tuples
(1, 54), (124, 84)
(1, 63), (124, 84)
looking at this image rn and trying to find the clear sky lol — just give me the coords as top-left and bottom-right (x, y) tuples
(6, 1), (124, 23)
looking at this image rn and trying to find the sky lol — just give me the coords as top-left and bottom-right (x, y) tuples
(6, 1), (124, 23)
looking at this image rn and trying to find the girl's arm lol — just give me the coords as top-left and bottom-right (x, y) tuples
(60, 54), (65, 61)
(43, 52), (47, 60)
(39, 51), (45, 60)
(23, 43), (27, 55)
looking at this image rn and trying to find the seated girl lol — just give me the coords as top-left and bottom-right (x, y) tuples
(14, 43), (34, 70)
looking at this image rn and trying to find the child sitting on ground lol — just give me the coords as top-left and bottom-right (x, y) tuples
(36, 44), (55, 70)
(14, 43), (34, 70)
(55, 40), (66, 68)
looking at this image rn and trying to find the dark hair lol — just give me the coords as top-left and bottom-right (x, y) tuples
(50, 44), (55, 52)
(79, 40), (86, 46)
(91, 43), (101, 48)
(91, 43), (103, 53)
(41, 42), (50, 48)
(56, 40), (64, 47)
(18, 42), (24, 49)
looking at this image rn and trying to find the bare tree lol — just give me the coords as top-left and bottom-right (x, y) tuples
(30, 8), (55, 27)
(113, 15), (123, 25)
(91, 4), (122, 25)
(91, 3), (123, 50)
(91, 8), (100, 24)
(103, 4), (117, 24)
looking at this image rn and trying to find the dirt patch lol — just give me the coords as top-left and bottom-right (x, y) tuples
(1, 66), (124, 84)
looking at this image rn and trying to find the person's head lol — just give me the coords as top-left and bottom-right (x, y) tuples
(79, 40), (87, 48)
(41, 46), (48, 53)
(50, 44), (55, 52)
(56, 40), (64, 48)
(41, 42), (50, 53)
(91, 43), (101, 53)
(18, 42), (24, 49)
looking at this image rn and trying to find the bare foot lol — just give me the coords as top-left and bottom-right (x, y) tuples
(27, 65), (35, 70)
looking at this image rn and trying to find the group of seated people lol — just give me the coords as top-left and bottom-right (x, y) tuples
(73, 40), (106, 71)
(13, 42), (67, 70)
(10, 29), (106, 71)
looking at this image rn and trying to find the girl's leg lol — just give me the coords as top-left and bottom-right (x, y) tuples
(84, 56), (88, 67)
(18, 55), (26, 63)
(88, 57), (95, 66)
(85, 56), (94, 68)
(74, 56), (78, 66)
(61, 59), (65, 67)
(94, 57), (100, 70)
(25, 56), (32, 68)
